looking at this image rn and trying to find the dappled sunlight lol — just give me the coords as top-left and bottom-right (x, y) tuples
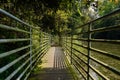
(40, 47), (55, 68)
(29, 47), (74, 80)
(0, 0), (120, 80)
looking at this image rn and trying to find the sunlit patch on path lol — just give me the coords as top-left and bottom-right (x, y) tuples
(28, 47), (74, 80)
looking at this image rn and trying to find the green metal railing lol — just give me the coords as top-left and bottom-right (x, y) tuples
(0, 9), (51, 80)
(1, 7), (120, 80)
(62, 8), (120, 80)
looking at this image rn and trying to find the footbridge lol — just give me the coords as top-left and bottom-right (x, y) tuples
(0, 8), (120, 80)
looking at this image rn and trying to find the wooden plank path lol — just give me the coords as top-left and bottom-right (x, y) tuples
(28, 47), (74, 80)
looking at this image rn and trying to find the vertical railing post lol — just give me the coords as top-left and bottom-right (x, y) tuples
(66, 34), (67, 49)
(30, 26), (32, 70)
(49, 34), (52, 46)
(70, 32), (73, 64)
(62, 35), (64, 49)
(39, 29), (41, 50)
(62, 35), (63, 47)
(87, 23), (92, 80)
(41, 30), (43, 49)
(46, 33), (48, 47)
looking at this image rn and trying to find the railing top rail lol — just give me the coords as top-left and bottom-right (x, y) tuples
(0, 8), (51, 80)
(75, 8), (120, 29)
(0, 8), (37, 29)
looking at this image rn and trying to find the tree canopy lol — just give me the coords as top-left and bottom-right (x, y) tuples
(0, 0), (120, 34)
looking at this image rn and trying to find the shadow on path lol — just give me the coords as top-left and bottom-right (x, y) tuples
(28, 47), (74, 80)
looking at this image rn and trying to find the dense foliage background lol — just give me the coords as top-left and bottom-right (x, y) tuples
(0, 0), (120, 79)
(0, 0), (120, 33)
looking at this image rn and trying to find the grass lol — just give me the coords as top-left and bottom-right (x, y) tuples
(29, 37), (120, 80)
(90, 42), (120, 80)
(72, 40), (120, 80)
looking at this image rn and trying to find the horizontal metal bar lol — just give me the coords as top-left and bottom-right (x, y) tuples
(72, 42), (120, 61)
(0, 9), (25, 24)
(63, 46), (71, 55)
(0, 9), (29, 26)
(90, 39), (120, 43)
(39, 47), (49, 58)
(72, 42), (120, 62)
(66, 43), (71, 48)
(0, 50), (30, 73)
(72, 62), (87, 80)
(63, 43), (70, 52)
(0, 9), (38, 30)
(33, 47), (48, 62)
(90, 56), (120, 75)
(72, 42), (88, 49)
(32, 46), (41, 53)
(32, 48), (43, 59)
(73, 38), (120, 44)
(35, 49), (48, 64)
(40, 42), (48, 48)
(64, 45), (71, 53)
(90, 47), (120, 60)
(0, 9), (30, 27)
(91, 24), (120, 33)
(16, 48), (42, 80)
(33, 45), (47, 57)
(0, 45), (31, 58)
(64, 46), (91, 77)
(63, 42), (94, 80)
(72, 51), (87, 65)
(72, 61), (88, 79)
(41, 40), (49, 44)
(5, 52), (31, 80)
(75, 8), (120, 30)
(16, 61), (31, 80)
(41, 48), (49, 57)
(72, 55), (87, 74)
(32, 37), (49, 40)
(40, 43), (49, 50)
(24, 72), (31, 80)
(17, 46), (49, 80)
(33, 46), (48, 59)
(64, 38), (120, 79)
(72, 25), (120, 35)
(0, 38), (30, 43)
(30, 45), (44, 60)
(89, 64), (109, 80)
(0, 24), (30, 34)
(72, 43), (88, 52)
(28, 47), (49, 80)
(73, 38), (88, 41)
(40, 46), (49, 53)
(88, 74), (95, 80)
(72, 47), (88, 57)
(32, 46), (48, 62)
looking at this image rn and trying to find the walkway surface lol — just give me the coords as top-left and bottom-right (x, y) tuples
(28, 47), (74, 80)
